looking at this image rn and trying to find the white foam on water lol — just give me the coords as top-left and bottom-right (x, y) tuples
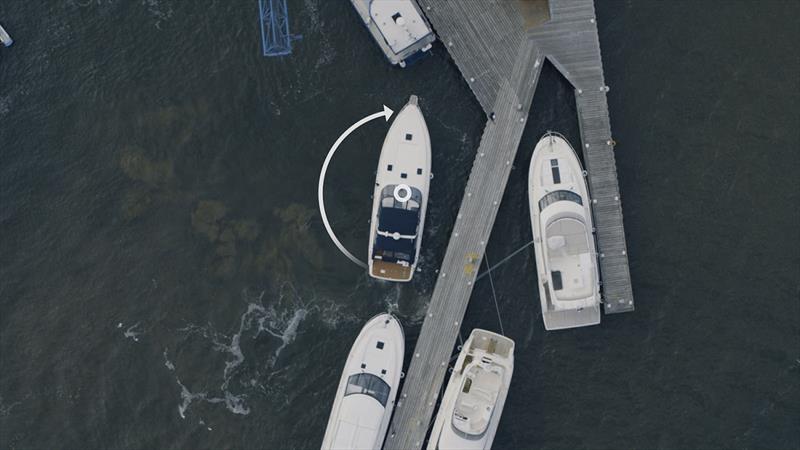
(141, 0), (173, 30)
(163, 349), (175, 371)
(177, 381), (204, 419)
(382, 283), (402, 315)
(0, 96), (10, 116)
(171, 289), (309, 418)
(255, 306), (308, 367)
(0, 395), (21, 417)
(122, 322), (143, 342)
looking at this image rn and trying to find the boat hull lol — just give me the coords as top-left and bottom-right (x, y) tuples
(368, 95), (431, 282)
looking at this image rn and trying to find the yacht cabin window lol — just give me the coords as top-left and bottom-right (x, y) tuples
(538, 190), (583, 211)
(344, 373), (390, 407)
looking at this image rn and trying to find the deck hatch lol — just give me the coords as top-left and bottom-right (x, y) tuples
(376, 341), (385, 349)
(551, 271), (563, 290)
(388, 164), (393, 171)
(550, 159), (561, 183)
(405, 133), (413, 141)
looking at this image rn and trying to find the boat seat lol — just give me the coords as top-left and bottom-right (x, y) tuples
(547, 235), (566, 250)
(458, 399), (479, 410)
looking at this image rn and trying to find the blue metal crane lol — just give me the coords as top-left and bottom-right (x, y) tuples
(258, 0), (301, 56)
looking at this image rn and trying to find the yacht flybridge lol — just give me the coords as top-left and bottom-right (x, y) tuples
(427, 329), (514, 450)
(349, 0), (435, 67)
(529, 133), (602, 330)
(368, 95), (431, 282)
(321, 314), (404, 450)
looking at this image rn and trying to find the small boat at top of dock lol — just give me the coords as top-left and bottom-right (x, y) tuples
(528, 132), (601, 330)
(349, 0), (435, 67)
(427, 329), (515, 450)
(0, 23), (13, 47)
(368, 95), (431, 282)
(321, 313), (404, 450)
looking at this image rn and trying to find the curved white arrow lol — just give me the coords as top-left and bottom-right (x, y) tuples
(318, 105), (394, 269)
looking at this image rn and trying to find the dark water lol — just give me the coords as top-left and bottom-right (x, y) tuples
(0, 1), (798, 449)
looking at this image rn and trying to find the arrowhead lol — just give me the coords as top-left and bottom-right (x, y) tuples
(383, 105), (394, 121)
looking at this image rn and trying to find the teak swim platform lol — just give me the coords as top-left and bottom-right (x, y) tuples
(384, 1), (634, 449)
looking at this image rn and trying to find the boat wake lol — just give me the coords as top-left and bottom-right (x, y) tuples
(0, 395), (21, 418)
(168, 288), (309, 419)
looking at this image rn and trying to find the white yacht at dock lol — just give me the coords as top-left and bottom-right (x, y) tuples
(427, 329), (514, 450)
(528, 132), (602, 330)
(321, 313), (404, 450)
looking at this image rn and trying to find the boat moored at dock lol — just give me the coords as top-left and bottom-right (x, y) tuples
(427, 329), (514, 450)
(349, 0), (434, 67)
(368, 95), (431, 282)
(529, 133), (601, 330)
(321, 313), (405, 450)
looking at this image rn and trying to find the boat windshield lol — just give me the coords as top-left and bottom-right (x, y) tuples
(538, 190), (583, 211)
(344, 373), (391, 407)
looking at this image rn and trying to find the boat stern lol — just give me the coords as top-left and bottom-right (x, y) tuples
(370, 259), (414, 282)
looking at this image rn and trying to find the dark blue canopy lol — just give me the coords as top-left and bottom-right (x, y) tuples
(375, 234), (416, 256)
(378, 207), (419, 235)
(373, 206), (420, 263)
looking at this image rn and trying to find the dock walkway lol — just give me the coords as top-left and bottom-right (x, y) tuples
(384, 1), (634, 448)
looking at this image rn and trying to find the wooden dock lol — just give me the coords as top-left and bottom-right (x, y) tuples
(384, 1), (634, 448)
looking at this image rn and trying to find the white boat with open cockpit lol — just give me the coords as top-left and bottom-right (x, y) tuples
(321, 313), (404, 450)
(427, 329), (514, 450)
(349, 0), (435, 67)
(529, 132), (601, 330)
(368, 95), (431, 282)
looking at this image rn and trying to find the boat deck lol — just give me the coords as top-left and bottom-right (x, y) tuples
(371, 260), (412, 281)
(384, 1), (634, 448)
(350, 0), (435, 66)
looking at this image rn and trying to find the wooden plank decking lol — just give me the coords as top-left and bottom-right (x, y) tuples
(384, 1), (634, 448)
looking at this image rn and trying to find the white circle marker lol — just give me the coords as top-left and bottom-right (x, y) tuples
(393, 184), (412, 203)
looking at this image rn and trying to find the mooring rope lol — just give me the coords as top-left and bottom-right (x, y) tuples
(485, 254), (505, 335)
(476, 239), (535, 281)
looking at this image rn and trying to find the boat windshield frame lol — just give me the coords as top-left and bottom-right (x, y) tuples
(538, 190), (583, 211)
(344, 373), (391, 407)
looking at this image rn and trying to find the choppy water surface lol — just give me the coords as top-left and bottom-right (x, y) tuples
(0, 1), (798, 449)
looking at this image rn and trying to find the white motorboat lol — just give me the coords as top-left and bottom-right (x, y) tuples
(528, 132), (601, 330)
(321, 313), (404, 450)
(427, 329), (514, 450)
(368, 95), (431, 282)
(349, 0), (435, 67)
